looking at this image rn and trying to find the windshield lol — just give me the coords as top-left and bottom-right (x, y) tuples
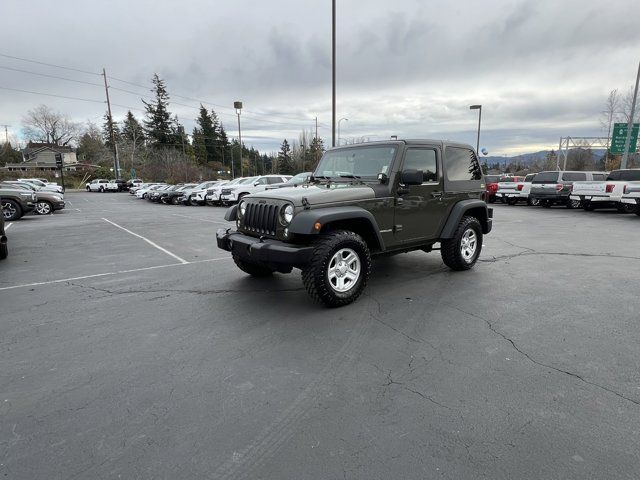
(315, 146), (397, 179)
(484, 175), (500, 183)
(287, 172), (311, 184)
(239, 177), (258, 184)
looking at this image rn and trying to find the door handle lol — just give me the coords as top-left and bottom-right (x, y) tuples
(397, 186), (410, 196)
(431, 191), (443, 199)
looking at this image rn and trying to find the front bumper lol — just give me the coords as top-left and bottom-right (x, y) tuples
(621, 197), (640, 204)
(53, 201), (65, 210)
(217, 228), (314, 269)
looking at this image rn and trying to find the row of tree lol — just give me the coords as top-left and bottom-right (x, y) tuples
(8, 73), (325, 181)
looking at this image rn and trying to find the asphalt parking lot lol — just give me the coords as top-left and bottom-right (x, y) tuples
(1, 192), (639, 479)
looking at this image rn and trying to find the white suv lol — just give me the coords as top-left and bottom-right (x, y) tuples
(86, 179), (110, 192)
(219, 175), (291, 204)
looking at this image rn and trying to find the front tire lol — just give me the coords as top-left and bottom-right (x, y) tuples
(1, 199), (22, 221)
(302, 230), (371, 308)
(35, 201), (52, 215)
(232, 252), (274, 277)
(441, 216), (483, 271)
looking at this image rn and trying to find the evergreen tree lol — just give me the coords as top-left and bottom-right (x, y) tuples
(0, 142), (24, 166)
(121, 111), (144, 145)
(193, 105), (217, 164)
(277, 139), (295, 174)
(143, 74), (173, 147)
(102, 112), (120, 148)
(219, 123), (230, 166)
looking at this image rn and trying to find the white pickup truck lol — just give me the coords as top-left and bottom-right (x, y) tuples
(570, 169), (640, 212)
(620, 182), (640, 216)
(496, 173), (537, 205)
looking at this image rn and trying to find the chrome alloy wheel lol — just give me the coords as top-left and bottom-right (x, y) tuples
(2, 201), (16, 220)
(327, 248), (361, 293)
(460, 228), (478, 262)
(35, 201), (51, 215)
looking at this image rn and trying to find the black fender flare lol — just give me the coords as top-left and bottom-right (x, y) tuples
(224, 205), (238, 221)
(288, 206), (385, 250)
(439, 200), (492, 238)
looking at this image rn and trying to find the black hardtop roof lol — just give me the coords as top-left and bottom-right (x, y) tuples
(329, 139), (476, 151)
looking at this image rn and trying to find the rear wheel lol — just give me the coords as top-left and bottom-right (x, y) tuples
(35, 201), (52, 215)
(232, 252), (274, 277)
(527, 198), (540, 206)
(440, 216), (482, 271)
(541, 200), (552, 208)
(618, 203), (636, 214)
(506, 197), (518, 205)
(487, 196), (496, 204)
(99, 186), (104, 192)
(302, 230), (371, 308)
(566, 198), (581, 209)
(1, 199), (22, 221)
(583, 202), (595, 211)
(171, 196), (180, 205)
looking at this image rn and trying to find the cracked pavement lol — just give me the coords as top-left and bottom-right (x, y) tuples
(1, 193), (640, 479)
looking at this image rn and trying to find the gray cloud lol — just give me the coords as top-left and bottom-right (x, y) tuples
(0, 0), (639, 155)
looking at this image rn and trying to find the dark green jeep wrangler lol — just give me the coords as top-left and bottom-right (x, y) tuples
(217, 140), (493, 307)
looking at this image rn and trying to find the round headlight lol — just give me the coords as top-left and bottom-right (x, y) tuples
(282, 204), (294, 225)
(239, 200), (247, 217)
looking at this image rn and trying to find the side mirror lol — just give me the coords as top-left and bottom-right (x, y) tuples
(377, 172), (388, 184)
(401, 170), (423, 186)
(253, 181), (260, 186)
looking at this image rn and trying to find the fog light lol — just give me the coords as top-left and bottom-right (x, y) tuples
(284, 228), (289, 237)
(314, 222), (322, 231)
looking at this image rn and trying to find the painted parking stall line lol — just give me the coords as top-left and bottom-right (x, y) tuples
(171, 213), (229, 226)
(102, 217), (188, 264)
(0, 257), (231, 292)
(5, 223), (13, 230)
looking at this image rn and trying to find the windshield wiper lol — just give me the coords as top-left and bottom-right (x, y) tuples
(339, 174), (361, 179)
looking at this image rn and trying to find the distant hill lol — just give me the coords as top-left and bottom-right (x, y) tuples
(481, 148), (607, 167)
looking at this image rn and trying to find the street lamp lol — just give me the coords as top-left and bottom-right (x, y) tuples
(469, 105), (482, 156)
(234, 101), (243, 177)
(338, 117), (348, 145)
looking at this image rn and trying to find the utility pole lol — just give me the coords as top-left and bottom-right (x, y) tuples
(102, 68), (121, 179)
(332, 0), (336, 147)
(621, 61), (640, 169)
(234, 101), (243, 177)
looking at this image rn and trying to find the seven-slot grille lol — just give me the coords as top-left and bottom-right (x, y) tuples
(242, 202), (279, 236)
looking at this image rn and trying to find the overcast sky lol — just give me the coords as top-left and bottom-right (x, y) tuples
(1, 0), (639, 155)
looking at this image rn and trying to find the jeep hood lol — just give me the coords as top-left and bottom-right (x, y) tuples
(246, 183), (375, 206)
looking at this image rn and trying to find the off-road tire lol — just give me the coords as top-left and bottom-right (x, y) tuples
(441, 216), (483, 271)
(232, 251), (274, 277)
(1, 199), (22, 221)
(302, 230), (371, 308)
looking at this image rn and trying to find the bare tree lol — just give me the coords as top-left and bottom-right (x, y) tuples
(21, 105), (80, 146)
(620, 86), (640, 123)
(601, 89), (620, 149)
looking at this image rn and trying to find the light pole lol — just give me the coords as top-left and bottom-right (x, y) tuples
(234, 101), (243, 177)
(337, 117), (348, 145)
(469, 105), (482, 155)
(332, 0), (336, 147)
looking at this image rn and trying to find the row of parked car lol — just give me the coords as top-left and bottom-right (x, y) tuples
(484, 169), (640, 215)
(0, 178), (66, 221)
(126, 172), (311, 206)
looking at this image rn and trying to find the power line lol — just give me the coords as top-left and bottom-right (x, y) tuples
(0, 53), (100, 76)
(0, 86), (105, 104)
(0, 65), (104, 87)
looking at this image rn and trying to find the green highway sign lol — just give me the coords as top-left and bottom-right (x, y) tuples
(611, 122), (639, 154)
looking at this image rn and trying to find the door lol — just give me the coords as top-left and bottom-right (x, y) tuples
(393, 147), (447, 243)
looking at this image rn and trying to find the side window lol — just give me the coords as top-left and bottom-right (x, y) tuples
(267, 177), (282, 184)
(621, 170), (640, 181)
(445, 147), (482, 181)
(607, 171), (621, 181)
(255, 178), (268, 185)
(592, 174), (606, 181)
(403, 149), (438, 182)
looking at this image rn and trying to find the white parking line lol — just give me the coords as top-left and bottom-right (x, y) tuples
(102, 218), (188, 264)
(5, 223), (12, 230)
(171, 213), (229, 226)
(0, 257), (231, 292)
